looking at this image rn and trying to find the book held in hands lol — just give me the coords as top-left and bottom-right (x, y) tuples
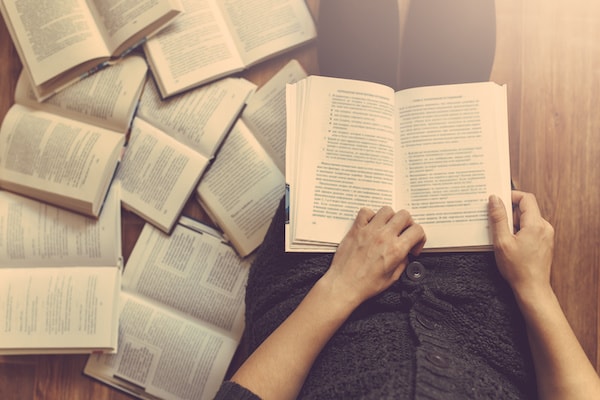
(286, 77), (513, 252)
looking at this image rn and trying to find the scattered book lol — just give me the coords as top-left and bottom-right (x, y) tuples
(286, 77), (513, 252)
(84, 217), (249, 400)
(0, 0), (183, 100)
(116, 76), (256, 233)
(0, 55), (147, 217)
(15, 54), (148, 133)
(0, 186), (122, 355)
(196, 59), (307, 256)
(143, 0), (316, 98)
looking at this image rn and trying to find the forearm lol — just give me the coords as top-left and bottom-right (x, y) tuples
(231, 274), (360, 400)
(515, 286), (600, 400)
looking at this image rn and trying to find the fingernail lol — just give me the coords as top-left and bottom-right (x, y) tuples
(489, 195), (501, 207)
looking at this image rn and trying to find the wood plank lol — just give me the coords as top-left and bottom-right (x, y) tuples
(517, 0), (600, 364)
(0, 15), (20, 123)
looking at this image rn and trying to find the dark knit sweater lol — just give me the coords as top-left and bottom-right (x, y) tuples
(215, 198), (538, 399)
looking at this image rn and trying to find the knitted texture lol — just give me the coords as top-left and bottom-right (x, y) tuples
(222, 198), (538, 399)
(214, 381), (261, 400)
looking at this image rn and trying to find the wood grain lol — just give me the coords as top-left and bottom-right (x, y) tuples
(1, 0), (599, 398)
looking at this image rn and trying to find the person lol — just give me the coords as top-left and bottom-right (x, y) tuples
(214, 191), (600, 399)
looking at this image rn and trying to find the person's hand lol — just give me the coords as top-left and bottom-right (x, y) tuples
(322, 206), (426, 307)
(488, 191), (555, 299)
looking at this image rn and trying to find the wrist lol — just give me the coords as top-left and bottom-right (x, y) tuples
(315, 272), (364, 316)
(512, 282), (557, 314)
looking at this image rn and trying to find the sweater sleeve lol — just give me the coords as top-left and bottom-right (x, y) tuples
(213, 381), (261, 400)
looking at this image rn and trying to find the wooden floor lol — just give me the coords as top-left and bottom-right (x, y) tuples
(1, 0), (599, 398)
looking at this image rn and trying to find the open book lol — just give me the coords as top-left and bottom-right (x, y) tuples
(196, 59), (307, 256)
(0, 186), (122, 355)
(116, 76), (256, 233)
(143, 0), (316, 98)
(0, 0), (182, 100)
(0, 55), (147, 217)
(286, 77), (513, 252)
(84, 217), (249, 400)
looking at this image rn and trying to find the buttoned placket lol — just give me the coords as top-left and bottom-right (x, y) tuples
(402, 259), (458, 398)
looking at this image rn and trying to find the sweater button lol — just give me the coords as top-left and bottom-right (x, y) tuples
(426, 352), (450, 369)
(406, 261), (425, 282)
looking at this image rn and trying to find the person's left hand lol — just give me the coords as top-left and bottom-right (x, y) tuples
(323, 206), (426, 307)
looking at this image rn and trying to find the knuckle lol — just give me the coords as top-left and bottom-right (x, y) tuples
(378, 206), (395, 218)
(394, 235), (414, 256)
(358, 207), (374, 217)
(396, 209), (412, 222)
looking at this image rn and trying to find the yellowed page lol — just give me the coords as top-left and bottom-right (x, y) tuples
(218, 0), (316, 66)
(287, 76), (397, 246)
(197, 119), (285, 257)
(117, 117), (209, 232)
(143, 0), (244, 97)
(395, 82), (512, 250)
(15, 55), (147, 132)
(0, 0), (108, 86)
(0, 105), (125, 216)
(0, 266), (120, 354)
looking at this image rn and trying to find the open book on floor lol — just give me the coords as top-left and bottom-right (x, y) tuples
(84, 217), (250, 400)
(286, 77), (513, 252)
(143, 0), (316, 98)
(116, 76), (255, 233)
(0, 0), (182, 100)
(196, 59), (307, 257)
(0, 55), (147, 217)
(0, 186), (122, 355)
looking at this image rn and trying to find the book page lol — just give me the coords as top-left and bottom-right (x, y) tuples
(143, 0), (245, 97)
(0, 0), (109, 86)
(395, 82), (512, 250)
(87, 0), (183, 56)
(84, 292), (239, 400)
(218, 0), (316, 66)
(117, 117), (209, 233)
(0, 266), (120, 353)
(0, 105), (125, 217)
(287, 76), (397, 245)
(241, 59), (306, 173)
(15, 55), (148, 132)
(137, 77), (255, 158)
(122, 221), (249, 338)
(0, 186), (121, 268)
(197, 119), (285, 257)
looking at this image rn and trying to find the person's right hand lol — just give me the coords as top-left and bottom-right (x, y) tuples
(323, 206), (426, 308)
(488, 191), (555, 299)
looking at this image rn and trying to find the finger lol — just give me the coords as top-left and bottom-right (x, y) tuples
(355, 207), (376, 227)
(488, 195), (513, 244)
(409, 227), (427, 256)
(387, 209), (413, 235)
(397, 223), (427, 256)
(370, 206), (395, 226)
(512, 191), (543, 227)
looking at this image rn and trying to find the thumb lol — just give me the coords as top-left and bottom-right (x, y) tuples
(488, 195), (512, 244)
